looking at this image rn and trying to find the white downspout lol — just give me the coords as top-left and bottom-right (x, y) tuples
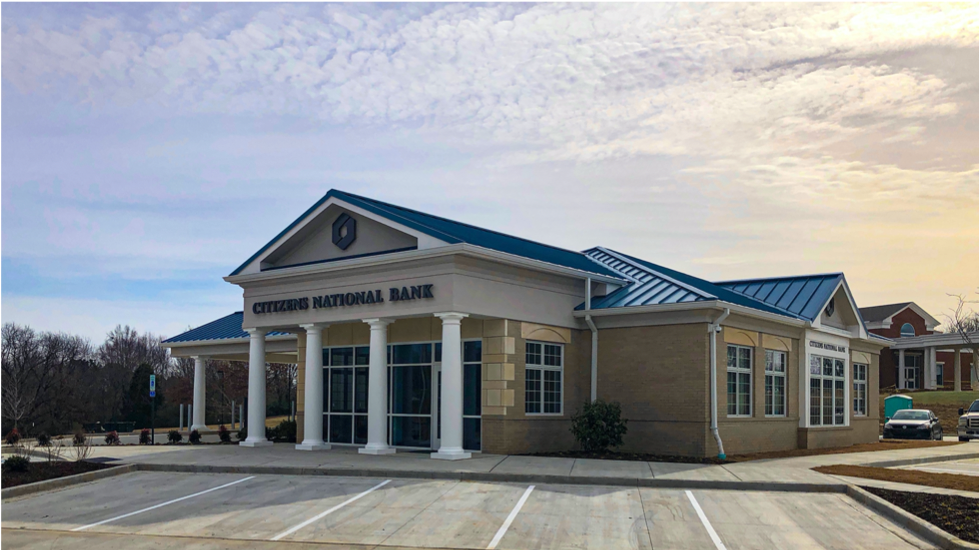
(709, 308), (730, 459)
(585, 277), (598, 402)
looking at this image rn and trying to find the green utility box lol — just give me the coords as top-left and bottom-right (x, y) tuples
(884, 394), (913, 421)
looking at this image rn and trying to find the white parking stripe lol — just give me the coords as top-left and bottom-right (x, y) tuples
(685, 490), (727, 550)
(487, 485), (535, 550)
(71, 476), (255, 532)
(270, 479), (391, 541)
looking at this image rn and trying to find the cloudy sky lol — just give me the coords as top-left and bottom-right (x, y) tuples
(2, 3), (978, 342)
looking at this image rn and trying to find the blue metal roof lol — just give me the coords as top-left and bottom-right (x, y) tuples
(715, 273), (843, 322)
(580, 248), (711, 309)
(578, 247), (807, 321)
(162, 312), (292, 344)
(231, 190), (622, 279)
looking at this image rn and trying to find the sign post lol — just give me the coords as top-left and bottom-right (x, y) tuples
(150, 374), (156, 445)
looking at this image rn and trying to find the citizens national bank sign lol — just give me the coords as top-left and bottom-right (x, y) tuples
(252, 284), (434, 314)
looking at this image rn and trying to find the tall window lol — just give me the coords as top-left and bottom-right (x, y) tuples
(936, 362), (944, 387)
(900, 323), (915, 338)
(853, 363), (867, 416)
(810, 355), (846, 426)
(765, 350), (786, 416)
(525, 341), (563, 414)
(322, 346), (370, 445)
(727, 345), (752, 417)
(462, 341), (482, 451)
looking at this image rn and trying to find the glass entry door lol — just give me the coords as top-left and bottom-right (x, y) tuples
(389, 343), (434, 448)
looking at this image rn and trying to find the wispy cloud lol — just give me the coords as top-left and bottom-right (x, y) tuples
(2, 3), (978, 339)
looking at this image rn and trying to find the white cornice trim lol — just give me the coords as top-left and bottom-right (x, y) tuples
(573, 300), (807, 327)
(224, 243), (627, 286)
(163, 334), (297, 349)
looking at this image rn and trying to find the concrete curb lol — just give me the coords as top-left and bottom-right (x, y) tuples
(1, 464), (137, 501)
(846, 485), (979, 550)
(865, 451), (979, 469)
(132, 462), (848, 493)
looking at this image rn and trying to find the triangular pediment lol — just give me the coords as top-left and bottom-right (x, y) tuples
(815, 279), (868, 339)
(233, 195), (449, 275)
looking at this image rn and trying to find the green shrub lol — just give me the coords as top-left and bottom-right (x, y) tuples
(2, 455), (30, 473)
(104, 431), (120, 445)
(217, 425), (231, 443)
(267, 419), (296, 443)
(570, 399), (628, 453)
(36, 433), (51, 447)
(72, 431), (86, 446)
(5, 428), (21, 445)
(139, 428), (152, 445)
(189, 430), (202, 444)
(236, 427), (247, 442)
(168, 430), (182, 444)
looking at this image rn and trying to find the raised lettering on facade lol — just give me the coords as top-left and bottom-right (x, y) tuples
(252, 284), (435, 314)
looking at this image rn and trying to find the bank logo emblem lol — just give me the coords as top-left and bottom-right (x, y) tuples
(332, 213), (357, 250)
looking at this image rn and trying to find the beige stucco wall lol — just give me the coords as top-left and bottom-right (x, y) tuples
(264, 205), (418, 269)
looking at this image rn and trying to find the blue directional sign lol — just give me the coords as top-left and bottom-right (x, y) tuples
(149, 374), (156, 398)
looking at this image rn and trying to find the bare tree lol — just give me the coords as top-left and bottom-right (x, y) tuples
(943, 289), (979, 386)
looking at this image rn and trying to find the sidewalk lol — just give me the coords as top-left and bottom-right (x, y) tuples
(70, 441), (979, 492)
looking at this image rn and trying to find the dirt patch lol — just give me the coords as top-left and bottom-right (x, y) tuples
(813, 464), (979, 493)
(727, 440), (961, 462)
(1, 461), (110, 488)
(862, 486), (979, 544)
(523, 450), (727, 464)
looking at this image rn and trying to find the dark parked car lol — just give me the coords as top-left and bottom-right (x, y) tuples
(883, 409), (943, 440)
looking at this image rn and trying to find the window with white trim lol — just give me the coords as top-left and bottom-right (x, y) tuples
(853, 363), (867, 416)
(727, 345), (752, 417)
(810, 355), (846, 426)
(525, 342), (563, 414)
(936, 362), (944, 387)
(765, 350), (786, 416)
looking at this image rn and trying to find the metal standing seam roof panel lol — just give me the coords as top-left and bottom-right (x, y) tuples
(162, 312), (292, 344)
(577, 248), (805, 321)
(230, 189), (622, 280)
(715, 273), (844, 323)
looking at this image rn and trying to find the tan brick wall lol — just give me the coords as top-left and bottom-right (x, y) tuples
(593, 323), (711, 457)
(481, 320), (588, 455)
(710, 328), (802, 456)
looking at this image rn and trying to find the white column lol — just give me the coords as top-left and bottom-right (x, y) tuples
(297, 324), (330, 451)
(898, 349), (906, 389)
(954, 346), (962, 392)
(240, 329), (272, 447)
(360, 319), (395, 455)
(191, 356), (208, 431)
(432, 312), (470, 461)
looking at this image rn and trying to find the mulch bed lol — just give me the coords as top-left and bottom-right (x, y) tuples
(1, 461), (110, 488)
(523, 450), (727, 464)
(862, 486), (979, 544)
(813, 464), (979, 493)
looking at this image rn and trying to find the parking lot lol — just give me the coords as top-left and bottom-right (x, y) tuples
(1, 471), (936, 550)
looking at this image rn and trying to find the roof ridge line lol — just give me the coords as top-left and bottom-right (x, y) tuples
(715, 272), (844, 285)
(336, 190), (603, 264)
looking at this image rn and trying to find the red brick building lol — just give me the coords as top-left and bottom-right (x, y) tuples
(860, 302), (975, 390)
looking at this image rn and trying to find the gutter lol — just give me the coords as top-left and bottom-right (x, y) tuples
(709, 308), (730, 460)
(584, 278), (598, 402)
